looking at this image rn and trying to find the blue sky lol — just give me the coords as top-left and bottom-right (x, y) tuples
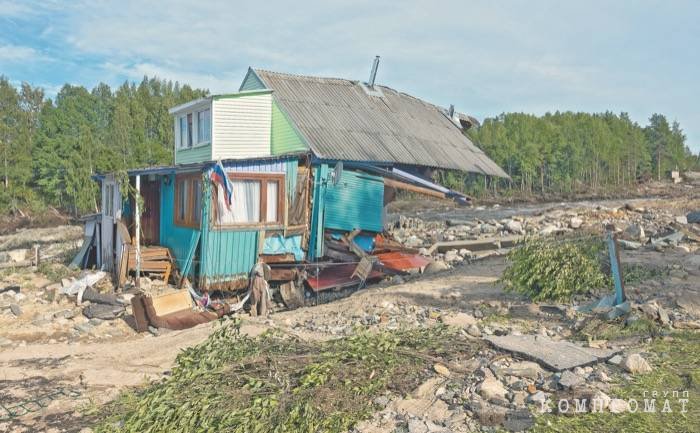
(1, 0), (698, 152)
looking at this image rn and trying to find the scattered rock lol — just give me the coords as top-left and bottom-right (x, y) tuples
(503, 408), (535, 432)
(558, 370), (584, 389)
(433, 363), (450, 377)
(466, 324), (482, 337)
(569, 217), (583, 229)
(607, 354), (623, 366)
(496, 361), (542, 379)
(622, 353), (652, 374)
(424, 261), (449, 274)
(687, 211), (700, 224)
(408, 419), (428, 433)
(470, 397), (507, 426)
(506, 220), (523, 234)
(9, 303), (22, 317)
(623, 224), (645, 241)
(478, 376), (508, 403)
(441, 312), (477, 328)
(609, 398), (630, 413)
(528, 391), (546, 405)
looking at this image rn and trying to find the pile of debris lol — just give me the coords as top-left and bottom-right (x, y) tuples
(0, 225), (82, 269)
(389, 205), (700, 264)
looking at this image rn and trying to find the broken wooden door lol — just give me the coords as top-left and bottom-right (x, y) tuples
(100, 175), (121, 272)
(140, 178), (161, 245)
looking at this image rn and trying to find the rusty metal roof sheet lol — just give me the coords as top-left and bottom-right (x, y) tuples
(253, 69), (507, 176)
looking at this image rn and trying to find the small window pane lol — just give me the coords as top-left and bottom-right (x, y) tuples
(179, 117), (187, 149)
(187, 113), (193, 147)
(197, 109), (211, 143)
(266, 181), (278, 222)
(177, 180), (188, 221)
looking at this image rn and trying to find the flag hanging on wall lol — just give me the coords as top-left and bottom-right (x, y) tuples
(210, 160), (233, 207)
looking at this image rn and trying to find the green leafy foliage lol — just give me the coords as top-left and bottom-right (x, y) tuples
(0, 75), (207, 215)
(500, 237), (609, 301)
(93, 319), (482, 433)
(438, 111), (699, 197)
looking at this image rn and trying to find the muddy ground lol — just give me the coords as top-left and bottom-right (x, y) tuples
(0, 189), (699, 432)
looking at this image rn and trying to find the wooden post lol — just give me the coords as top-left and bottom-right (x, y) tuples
(135, 175), (141, 288)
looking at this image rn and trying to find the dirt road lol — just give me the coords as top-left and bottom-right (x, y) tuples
(0, 259), (504, 433)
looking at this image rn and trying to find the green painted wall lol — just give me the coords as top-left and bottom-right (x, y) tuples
(271, 101), (308, 155)
(323, 169), (384, 233)
(159, 174), (200, 273)
(175, 143), (211, 165)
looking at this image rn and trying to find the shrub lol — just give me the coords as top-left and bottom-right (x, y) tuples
(500, 237), (608, 302)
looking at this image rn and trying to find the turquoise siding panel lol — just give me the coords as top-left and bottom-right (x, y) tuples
(159, 174), (200, 273)
(324, 169), (384, 233)
(309, 164), (329, 259)
(199, 170), (258, 283)
(201, 230), (258, 281)
(240, 70), (266, 91)
(175, 143), (212, 165)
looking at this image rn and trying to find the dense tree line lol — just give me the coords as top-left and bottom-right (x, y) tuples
(1, 75), (698, 214)
(443, 111), (699, 196)
(0, 76), (206, 215)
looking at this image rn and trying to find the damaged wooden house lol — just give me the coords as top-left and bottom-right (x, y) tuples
(79, 58), (507, 326)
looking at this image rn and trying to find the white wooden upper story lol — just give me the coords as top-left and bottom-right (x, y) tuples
(169, 89), (273, 164)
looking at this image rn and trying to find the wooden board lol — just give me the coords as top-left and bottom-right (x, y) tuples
(149, 290), (194, 317)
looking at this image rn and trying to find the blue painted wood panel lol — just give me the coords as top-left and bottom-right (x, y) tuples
(323, 169), (384, 233)
(159, 174), (200, 273)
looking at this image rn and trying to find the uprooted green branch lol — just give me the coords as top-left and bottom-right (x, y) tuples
(92, 319), (484, 433)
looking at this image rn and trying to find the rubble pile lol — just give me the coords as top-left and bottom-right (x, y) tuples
(389, 203), (700, 264)
(0, 270), (137, 349)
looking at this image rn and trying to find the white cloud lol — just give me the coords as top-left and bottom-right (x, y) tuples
(101, 62), (237, 93)
(0, 44), (40, 61)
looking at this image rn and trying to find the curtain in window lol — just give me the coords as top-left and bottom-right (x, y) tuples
(215, 180), (260, 224)
(266, 181), (278, 222)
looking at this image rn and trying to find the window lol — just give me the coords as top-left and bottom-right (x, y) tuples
(197, 109), (211, 143)
(179, 116), (189, 149)
(105, 184), (115, 217)
(212, 173), (285, 227)
(175, 174), (202, 227)
(186, 113), (193, 147)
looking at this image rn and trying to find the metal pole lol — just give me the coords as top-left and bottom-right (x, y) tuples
(606, 231), (626, 305)
(135, 175), (141, 288)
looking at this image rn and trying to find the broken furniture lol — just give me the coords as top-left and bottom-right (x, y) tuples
(131, 289), (229, 331)
(122, 246), (174, 286)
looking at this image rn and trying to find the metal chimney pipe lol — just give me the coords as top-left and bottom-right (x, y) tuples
(368, 56), (380, 88)
(448, 104), (455, 118)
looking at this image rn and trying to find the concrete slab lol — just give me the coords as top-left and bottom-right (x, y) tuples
(485, 335), (620, 371)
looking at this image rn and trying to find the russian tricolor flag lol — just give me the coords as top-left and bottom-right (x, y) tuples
(211, 160), (233, 207)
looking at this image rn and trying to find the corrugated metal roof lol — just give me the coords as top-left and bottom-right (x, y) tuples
(253, 69), (507, 177)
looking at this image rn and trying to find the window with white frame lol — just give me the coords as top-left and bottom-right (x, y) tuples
(179, 116), (190, 149)
(197, 109), (211, 144)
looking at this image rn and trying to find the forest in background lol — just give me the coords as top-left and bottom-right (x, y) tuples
(447, 111), (699, 197)
(1, 75), (699, 215)
(0, 76), (207, 215)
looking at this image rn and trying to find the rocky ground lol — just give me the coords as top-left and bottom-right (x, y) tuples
(0, 190), (699, 432)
